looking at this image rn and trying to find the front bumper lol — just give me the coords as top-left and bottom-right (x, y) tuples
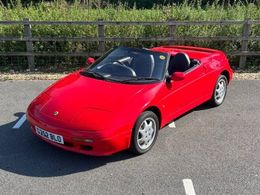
(26, 112), (131, 156)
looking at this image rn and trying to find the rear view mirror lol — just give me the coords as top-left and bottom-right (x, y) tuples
(86, 57), (95, 66)
(171, 72), (186, 81)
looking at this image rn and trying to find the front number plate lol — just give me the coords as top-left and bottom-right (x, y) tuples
(35, 126), (64, 144)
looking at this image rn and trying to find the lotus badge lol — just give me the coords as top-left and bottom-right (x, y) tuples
(53, 111), (59, 116)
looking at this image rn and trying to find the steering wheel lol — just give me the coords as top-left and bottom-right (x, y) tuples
(114, 60), (126, 66)
(97, 63), (136, 77)
(122, 65), (136, 77)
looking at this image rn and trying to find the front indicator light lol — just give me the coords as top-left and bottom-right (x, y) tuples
(72, 138), (94, 143)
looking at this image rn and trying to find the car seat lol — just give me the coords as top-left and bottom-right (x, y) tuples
(168, 52), (191, 75)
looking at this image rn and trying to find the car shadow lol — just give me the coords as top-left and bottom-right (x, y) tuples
(193, 102), (214, 111)
(173, 102), (214, 122)
(0, 112), (136, 177)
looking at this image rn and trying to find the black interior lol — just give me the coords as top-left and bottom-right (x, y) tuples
(130, 54), (154, 77)
(168, 52), (200, 75)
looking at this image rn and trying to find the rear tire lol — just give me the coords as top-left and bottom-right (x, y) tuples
(209, 75), (228, 106)
(130, 111), (159, 155)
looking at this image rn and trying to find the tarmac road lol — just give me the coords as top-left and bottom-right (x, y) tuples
(0, 80), (259, 195)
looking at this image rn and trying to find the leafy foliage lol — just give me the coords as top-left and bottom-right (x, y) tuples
(0, 0), (259, 70)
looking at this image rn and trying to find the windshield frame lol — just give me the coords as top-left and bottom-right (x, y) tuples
(83, 46), (170, 84)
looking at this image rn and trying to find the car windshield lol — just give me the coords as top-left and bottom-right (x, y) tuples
(83, 47), (168, 83)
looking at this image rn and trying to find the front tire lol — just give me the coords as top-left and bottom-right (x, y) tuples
(130, 111), (159, 155)
(209, 75), (228, 106)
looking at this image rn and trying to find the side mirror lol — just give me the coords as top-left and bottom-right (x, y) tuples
(86, 57), (95, 66)
(171, 72), (186, 81)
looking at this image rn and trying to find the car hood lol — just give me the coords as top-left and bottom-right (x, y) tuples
(36, 72), (160, 130)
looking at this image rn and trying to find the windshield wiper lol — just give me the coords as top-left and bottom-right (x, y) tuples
(121, 77), (160, 83)
(80, 70), (105, 79)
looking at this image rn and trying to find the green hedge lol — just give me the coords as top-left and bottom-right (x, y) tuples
(0, 1), (259, 71)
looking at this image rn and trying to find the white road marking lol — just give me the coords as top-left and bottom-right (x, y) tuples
(168, 121), (176, 128)
(12, 114), (27, 129)
(183, 179), (196, 195)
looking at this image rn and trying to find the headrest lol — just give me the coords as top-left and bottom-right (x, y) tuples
(169, 52), (190, 74)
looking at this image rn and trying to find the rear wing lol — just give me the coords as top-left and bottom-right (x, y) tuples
(157, 45), (223, 53)
(151, 45), (226, 60)
(162, 45), (221, 54)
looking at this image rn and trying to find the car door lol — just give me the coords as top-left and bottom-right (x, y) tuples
(159, 64), (207, 124)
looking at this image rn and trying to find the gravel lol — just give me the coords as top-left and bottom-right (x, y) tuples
(0, 72), (259, 81)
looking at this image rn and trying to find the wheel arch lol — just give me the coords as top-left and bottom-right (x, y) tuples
(143, 106), (162, 128)
(220, 70), (230, 83)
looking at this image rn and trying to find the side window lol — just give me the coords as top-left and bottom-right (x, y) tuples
(189, 59), (200, 68)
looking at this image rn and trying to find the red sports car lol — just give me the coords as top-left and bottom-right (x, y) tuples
(27, 45), (233, 156)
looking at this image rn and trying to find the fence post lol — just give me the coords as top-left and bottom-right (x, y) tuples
(168, 18), (176, 45)
(98, 19), (105, 53)
(239, 19), (250, 69)
(23, 18), (34, 71)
